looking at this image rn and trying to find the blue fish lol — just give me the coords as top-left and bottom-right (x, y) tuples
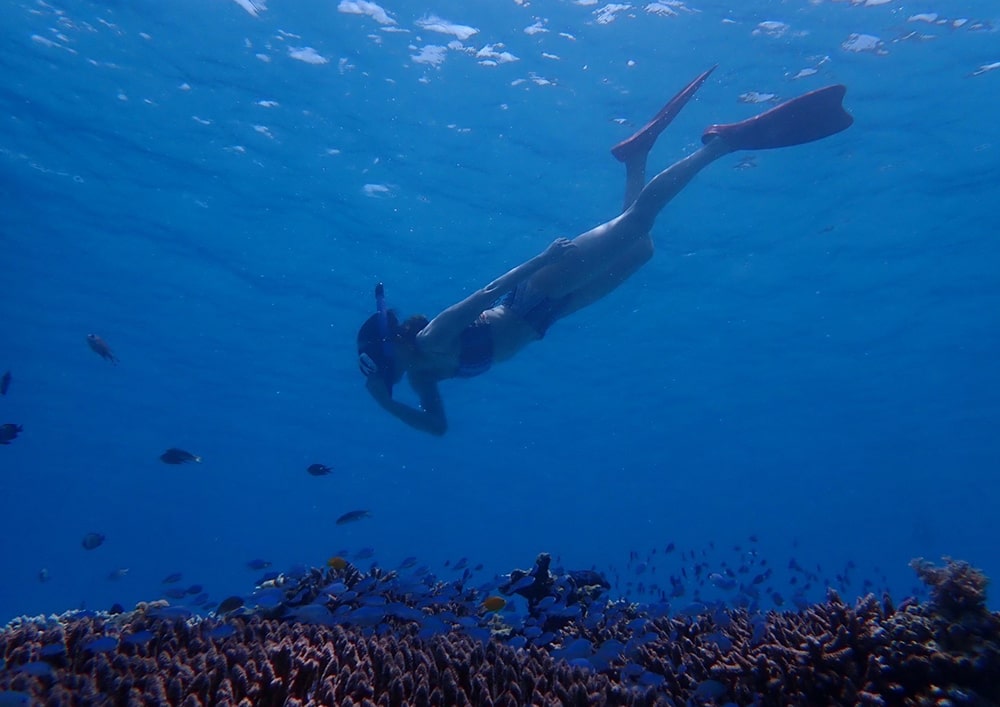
(148, 606), (193, 621)
(0, 690), (31, 707)
(207, 624), (236, 640)
(17, 661), (54, 677)
(81, 532), (105, 550)
(246, 559), (271, 571)
(84, 636), (118, 653)
(39, 644), (66, 657)
(693, 679), (728, 700)
(122, 631), (155, 646)
(336, 509), (372, 525)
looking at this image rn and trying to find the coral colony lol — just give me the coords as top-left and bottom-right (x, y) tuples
(1, 554), (998, 705)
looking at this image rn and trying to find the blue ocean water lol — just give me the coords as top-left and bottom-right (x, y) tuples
(1, 0), (997, 624)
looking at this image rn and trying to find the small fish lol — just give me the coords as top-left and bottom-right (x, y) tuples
(0, 690), (31, 706)
(0, 371), (10, 395)
(122, 630), (155, 646)
(216, 596), (244, 614)
(164, 587), (188, 600)
(336, 510), (371, 525)
(38, 568), (51, 583)
(481, 596), (506, 612)
(81, 532), (105, 550)
(693, 679), (728, 700)
(160, 448), (202, 464)
(326, 556), (348, 570)
(162, 572), (183, 584)
(186, 584), (203, 595)
(246, 559), (271, 570)
(108, 568), (129, 581)
(0, 423), (23, 445)
(16, 661), (54, 678)
(83, 636), (118, 653)
(207, 624), (236, 640)
(307, 463), (332, 476)
(86, 333), (119, 364)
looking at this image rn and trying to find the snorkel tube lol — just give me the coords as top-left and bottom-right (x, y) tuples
(374, 283), (394, 388)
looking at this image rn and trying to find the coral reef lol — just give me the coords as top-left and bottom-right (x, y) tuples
(1, 557), (997, 706)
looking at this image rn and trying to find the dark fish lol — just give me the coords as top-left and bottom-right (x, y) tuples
(122, 630), (155, 646)
(81, 532), (105, 550)
(0, 423), (23, 445)
(0, 370), (10, 395)
(186, 584), (203, 595)
(160, 448), (202, 464)
(216, 596), (244, 614)
(164, 587), (188, 600)
(336, 509), (371, 525)
(37, 568), (50, 583)
(162, 572), (183, 584)
(208, 624), (236, 640)
(86, 334), (119, 364)
(246, 559), (271, 570)
(307, 463), (332, 476)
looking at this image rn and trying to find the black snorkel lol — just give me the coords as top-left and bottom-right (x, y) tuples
(374, 282), (394, 388)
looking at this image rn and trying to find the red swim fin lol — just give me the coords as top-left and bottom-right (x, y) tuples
(702, 84), (853, 150)
(611, 65), (717, 163)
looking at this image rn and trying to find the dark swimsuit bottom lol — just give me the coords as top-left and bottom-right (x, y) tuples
(454, 283), (567, 379)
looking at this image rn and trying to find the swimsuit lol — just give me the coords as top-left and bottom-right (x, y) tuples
(454, 314), (494, 378)
(503, 282), (566, 338)
(454, 283), (566, 379)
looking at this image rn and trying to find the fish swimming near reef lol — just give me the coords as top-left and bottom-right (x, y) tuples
(86, 334), (119, 364)
(0, 371), (11, 395)
(336, 510), (371, 525)
(216, 596), (245, 614)
(81, 532), (105, 550)
(160, 448), (202, 464)
(307, 463), (332, 476)
(0, 423), (22, 444)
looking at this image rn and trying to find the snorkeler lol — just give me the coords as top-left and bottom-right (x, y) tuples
(358, 66), (853, 435)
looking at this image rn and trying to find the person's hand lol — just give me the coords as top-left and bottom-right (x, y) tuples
(365, 374), (392, 405)
(543, 237), (575, 263)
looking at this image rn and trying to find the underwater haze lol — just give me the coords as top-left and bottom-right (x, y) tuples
(1, 0), (998, 623)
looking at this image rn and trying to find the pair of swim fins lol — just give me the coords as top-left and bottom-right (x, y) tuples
(611, 65), (853, 162)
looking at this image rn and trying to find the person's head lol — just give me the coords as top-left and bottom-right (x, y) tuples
(356, 284), (428, 393)
(357, 308), (401, 386)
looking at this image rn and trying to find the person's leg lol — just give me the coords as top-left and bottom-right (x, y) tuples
(614, 65), (716, 211)
(556, 237), (655, 318)
(522, 139), (724, 302)
(529, 83), (854, 302)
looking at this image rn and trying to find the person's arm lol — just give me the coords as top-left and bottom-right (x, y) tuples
(420, 238), (574, 348)
(365, 374), (447, 436)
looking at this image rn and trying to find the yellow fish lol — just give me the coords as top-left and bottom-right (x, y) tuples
(481, 596), (506, 612)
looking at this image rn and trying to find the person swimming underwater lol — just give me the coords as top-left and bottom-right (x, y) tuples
(357, 66), (853, 435)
